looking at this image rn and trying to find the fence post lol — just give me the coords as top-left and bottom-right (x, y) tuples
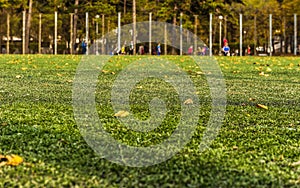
(294, 14), (297, 55)
(70, 13), (74, 55)
(239, 14), (243, 56)
(118, 12), (121, 53)
(180, 12), (183, 56)
(6, 13), (10, 54)
(133, 0), (136, 55)
(85, 12), (89, 55)
(164, 23), (167, 55)
(209, 13), (212, 56)
(269, 14), (272, 56)
(254, 15), (257, 56)
(194, 15), (198, 55)
(54, 11), (57, 55)
(149, 12), (152, 55)
(102, 14), (105, 54)
(22, 11), (26, 54)
(39, 13), (42, 54)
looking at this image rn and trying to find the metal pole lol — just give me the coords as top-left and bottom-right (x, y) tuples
(209, 13), (212, 56)
(22, 11), (26, 54)
(269, 14), (272, 56)
(180, 12), (183, 55)
(133, 0), (136, 55)
(254, 15), (257, 56)
(224, 15), (227, 39)
(194, 15), (198, 55)
(219, 19), (222, 54)
(96, 18), (98, 55)
(54, 11), (57, 55)
(118, 12), (121, 53)
(39, 13), (42, 54)
(149, 12), (152, 55)
(70, 13), (74, 55)
(102, 14), (105, 54)
(240, 14), (242, 56)
(164, 23), (167, 55)
(85, 12), (89, 55)
(294, 14), (297, 55)
(6, 13), (10, 54)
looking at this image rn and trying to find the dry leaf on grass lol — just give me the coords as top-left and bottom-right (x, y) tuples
(114, 110), (129, 118)
(291, 160), (300, 166)
(257, 104), (268, 110)
(184, 98), (193, 105)
(0, 154), (23, 167)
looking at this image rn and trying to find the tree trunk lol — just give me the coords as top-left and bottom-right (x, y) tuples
(73, 0), (79, 53)
(25, 0), (33, 54)
(124, 0), (126, 15)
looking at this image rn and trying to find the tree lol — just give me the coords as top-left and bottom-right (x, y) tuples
(25, 0), (32, 54)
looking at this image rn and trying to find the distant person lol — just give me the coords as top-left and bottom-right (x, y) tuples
(157, 43), (161, 55)
(129, 41), (133, 55)
(223, 37), (228, 47)
(247, 45), (251, 56)
(121, 45), (126, 55)
(202, 46), (207, 55)
(188, 46), (193, 55)
(81, 40), (87, 54)
(223, 43), (230, 56)
(197, 47), (202, 55)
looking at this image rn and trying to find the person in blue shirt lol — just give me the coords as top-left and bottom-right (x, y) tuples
(81, 40), (87, 54)
(223, 42), (230, 56)
(157, 43), (161, 55)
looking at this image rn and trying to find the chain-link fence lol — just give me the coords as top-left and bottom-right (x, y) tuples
(0, 11), (299, 56)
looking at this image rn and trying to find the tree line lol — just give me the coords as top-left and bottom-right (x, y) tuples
(0, 0), (299, 54)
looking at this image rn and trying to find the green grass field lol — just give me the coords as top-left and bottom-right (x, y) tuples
(0, 55), (300, 187)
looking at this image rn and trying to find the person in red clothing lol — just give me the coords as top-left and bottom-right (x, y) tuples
(247, 45), (251, 55)
(223, 37), (228, 47)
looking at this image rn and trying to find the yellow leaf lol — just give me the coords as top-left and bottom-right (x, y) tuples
(57, 73), (62, 77)
(184, 98), (193, 105)
(292, 160), (300, 166)
(114, 110), (129, 117)
(21, 67), (28, 71)
(0, 154), (23, 167)
(6, 155), (23, 166)
(266, 67), (272, 72)
(257, 104), (268, 110)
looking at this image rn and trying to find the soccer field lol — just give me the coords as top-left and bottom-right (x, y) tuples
(0, 55), (299, 187)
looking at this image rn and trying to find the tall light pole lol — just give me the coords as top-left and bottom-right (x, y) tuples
(133, 0), (136, 55)
(209, 13), (212, 56)
(219, 15), (223, 55)
(95, 14), (99, 55)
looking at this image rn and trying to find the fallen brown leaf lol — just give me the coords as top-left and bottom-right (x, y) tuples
(292, 160), (300, 166)
(184, 98), (193, 105)
(257, 104), (268, 110)
(114, 110), (129, 118)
